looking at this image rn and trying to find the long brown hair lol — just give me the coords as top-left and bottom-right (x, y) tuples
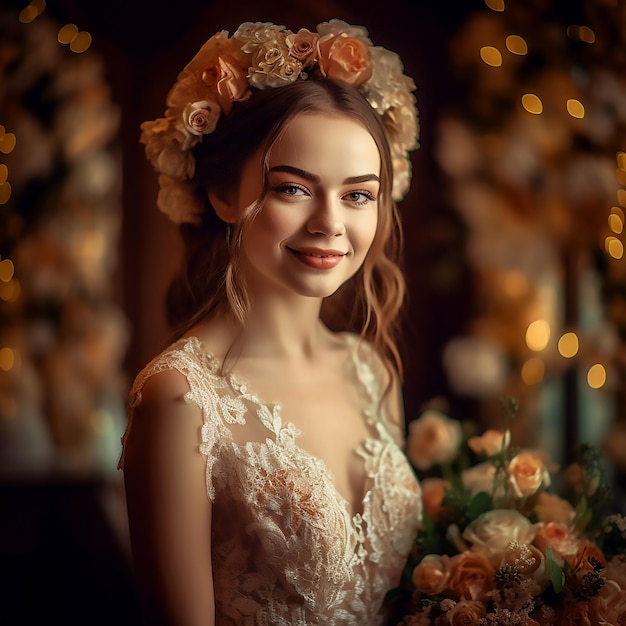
(166, 78), (407, 377)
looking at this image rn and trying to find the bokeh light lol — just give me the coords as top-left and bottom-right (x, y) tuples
(521, 357), (545, 386)
(480, 46), (502, 67)
(526, 319), (551, 351)
(566, 99), (585, 118)
(505, 35), (528, 55)
(587, 364), (606, 389)
(522, 93), (543, 114)
(558, 332), (579, 358)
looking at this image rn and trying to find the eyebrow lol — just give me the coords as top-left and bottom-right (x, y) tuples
(268, 165), (380, 185)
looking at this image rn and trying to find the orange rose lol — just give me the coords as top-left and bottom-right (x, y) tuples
(468, 429), (509, 457)
(421, 478), (450, 522)
(201, 54), (250, 112)
(448, 552), (495, 601)
(564, 540), (607, 572)
(592, 580), (626, 626)
(317, 34), (372, 86)
(533, 522), (579, 564)
(508, 451), (551, 498)
(443, 600), (486, 625)
(412, 554), (452, 595)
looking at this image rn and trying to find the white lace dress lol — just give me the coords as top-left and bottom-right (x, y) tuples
(119, 334), (422, 625)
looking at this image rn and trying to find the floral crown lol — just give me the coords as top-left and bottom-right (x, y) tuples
(140, 19), (420, 224)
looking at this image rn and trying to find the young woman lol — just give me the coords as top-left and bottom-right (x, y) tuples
(119, 19), (422, 625)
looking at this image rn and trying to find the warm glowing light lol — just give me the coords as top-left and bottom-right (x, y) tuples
(526, 319), (550, 351)
(58, 23), (79, 44)
(567, 99), (585, 118)
(480, 46), (502, 67)
(579, 26), (596, 43)
(0, 182), (11, 204)
(587, 364), (606, 389)
(558, 332), (579, 358)
(606, 237), (624, 259)
(485, 0), (505, 10)
(0, 259), (14, 282)
(617, 169), (626, 186)
(521, 357), (544, 386)
(522, 93), (543, 114)
(567, 25), (596, 42)
(0, 279), (20, 302)
(0, 348), (15, 372)
(19, 5), (38, 23)
(505, 35), (527, 55)
(618, 189), (626, 207)
(0, 133), (16, 154)
(618, 152), (626, 170)
(0, 164), (7, 185)
(70, 31), (92, 53)
(609, 212), (623, 234)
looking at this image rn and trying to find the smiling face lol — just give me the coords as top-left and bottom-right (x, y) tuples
(231, 112), (381, 302)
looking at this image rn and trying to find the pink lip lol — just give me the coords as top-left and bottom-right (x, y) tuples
(288, 247), (346, 270)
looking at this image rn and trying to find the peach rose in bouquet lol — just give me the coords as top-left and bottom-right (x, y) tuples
(387, 399), (626, 626)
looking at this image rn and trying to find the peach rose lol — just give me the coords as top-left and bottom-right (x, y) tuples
(468, 429), (509, 457)
(421, 478), (450, 522)
(412, 554), (453, 595)
(286, 28), (319, 66)
(533, 522), (579, 564)
(448, 552), (495, 601)
(407, 411), (462, 471)
(156, 175), (205, 225)
(508, 451), (551, 498)
(533, 492), (576, 526)
(201, 55), (250, 112)
(462, 509), (537, 565)
(317, 34), (372, 86)
(592, 580), (626, 625)
(443, 600), (486, 625)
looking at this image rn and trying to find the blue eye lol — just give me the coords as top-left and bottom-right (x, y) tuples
(344, 191), (377, 206)
(275, 184), (308, 197)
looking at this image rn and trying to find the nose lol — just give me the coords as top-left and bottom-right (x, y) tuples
(306, 196), (346, 237)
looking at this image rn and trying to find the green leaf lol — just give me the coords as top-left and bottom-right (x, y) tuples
(546, 545), (565, 594)
(467, 491), (493, 521)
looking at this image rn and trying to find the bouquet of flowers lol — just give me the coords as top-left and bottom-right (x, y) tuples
(387, 399), (626, 625)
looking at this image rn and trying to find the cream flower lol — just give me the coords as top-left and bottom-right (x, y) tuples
(140, 118), (195, 180)
(183, 100), (221, 136)
(406, 410), (462, 471)
(461, 461), (496, 497)
(462, 509), (538, 565)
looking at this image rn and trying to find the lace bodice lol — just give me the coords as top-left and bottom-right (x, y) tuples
(119, 334), (422, 625)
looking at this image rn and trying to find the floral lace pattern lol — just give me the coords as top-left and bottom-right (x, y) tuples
(120, 334), (422, 625)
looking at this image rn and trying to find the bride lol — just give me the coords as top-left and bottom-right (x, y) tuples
(119, 19), (422, 625)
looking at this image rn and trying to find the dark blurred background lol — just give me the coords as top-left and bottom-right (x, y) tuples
(1, 0), (625, 622)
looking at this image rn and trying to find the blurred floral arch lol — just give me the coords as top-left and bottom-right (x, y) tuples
(433, 0), (626, 476)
